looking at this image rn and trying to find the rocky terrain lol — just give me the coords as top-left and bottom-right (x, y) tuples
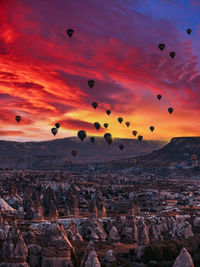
(0, 136), (199, 266)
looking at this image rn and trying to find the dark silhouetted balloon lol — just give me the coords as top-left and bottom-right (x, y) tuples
(118, 117), (123, 124)
(186, 28), (192, 35)
(106, 136), (113, 145)
(104, 133), (113, 145)
(92, 102), (98, 109)
(104, 133), (111, 140)
(78, 130), (87, 142)
(158, 43), (165, 51)
(106, 110), (111, 115)
(104, 123), (108, 129)
(168, 107), (173, 114)
(55, 123), (60, 129)
(51, 128), (58, 136)
(90, 137), (95, 143)
(150, 126), (154, 132)
(88, 80), (95, 88)
(94, 122), (100, 130)
(15, 116), (21, 123)
(132, 130), (137, 136)
(126, 122), (130, 127)
(119, 144), (124, 151)
(169, 51), (176, 58)
(66, 29), (74, 38)
(157, 94), (162, 100)
(138, 135), (143, 142)
(71, 150), (77, 157)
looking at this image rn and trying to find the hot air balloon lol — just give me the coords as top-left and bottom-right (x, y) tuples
(55, 123), (60, 129)
(186, 28), (192, 35)
(51, 128), (58, 136)
(158, 43), (165, 51)
(169, 51), (176, 58)
(104, 133), (111, 140)
(92, 102), (98, 109)
(150, 126), (155, 132)
(94, 122), (100, 130)
(126, 122), (130, 127)
(106, 110), (111, 115)
(66, 29), (74, 38)
(119, 144), (124, 151)
(104, 123), (108, 129)
(15, 116), (21, 123)
(90, 137), (95, 144)
(104, 133), (113, 145)
(138, 135), (143, 142)
(168, 107), (173, 114)
(157, 95), (162, 100)
(106, 136), (113, 145)
(78, 130), (87, 142)
(118, 117), (123, 124)
(132, 131), (137, 136)
(71, 150), (77, 157)
(88, 80), (95, 88)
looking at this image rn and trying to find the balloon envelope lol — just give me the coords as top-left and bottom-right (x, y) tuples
(90, 137), (95, 143)
(78, 130), (87, 141)
(119, 144), (124, 150)
(118, 117), (123, 124)
(168, 107), (173, 114)
(150, 126), (154, 132)
(94, 122), (101, 130)
(106, 110), (111, 115)
(126, 122), (130, 127)
(158, 43), (165, 51)
(138, 135), (143, 142)
(157, 94), (162, 100)
(132, 130), (137, 136)
(88, 80), (95, 88)
(55, 123), (60, 129)
(66, 29), (74, 38)
(104, 123), (108, 129)
(169, 51), (176, 58)
(92, 102), (98, 109)
(104, 133), (111, 140)
(51, 128), (58, 136)
(186, 28), (192, 35)
(15, 116), (21, 123)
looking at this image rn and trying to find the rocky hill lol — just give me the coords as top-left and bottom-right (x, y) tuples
(138, 136), (200, 162)
(0, 137), (165, 169)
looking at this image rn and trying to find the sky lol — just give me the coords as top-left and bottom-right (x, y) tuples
(0, 0), (200, 142)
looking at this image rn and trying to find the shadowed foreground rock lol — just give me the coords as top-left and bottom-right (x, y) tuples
(81, 240), (100, 267)
(0, 221), (29, 267)
(41, 222), (74, 267)
(172, 247), (194, 267)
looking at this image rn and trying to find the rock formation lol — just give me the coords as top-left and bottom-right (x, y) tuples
(0, 220), (29, 266)
(81, 240), (100, 267)
(41, 222), (74, 267)
(172, 247), (194, 267)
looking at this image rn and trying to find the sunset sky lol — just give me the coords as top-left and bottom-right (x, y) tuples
(0, 0), (200, 142)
